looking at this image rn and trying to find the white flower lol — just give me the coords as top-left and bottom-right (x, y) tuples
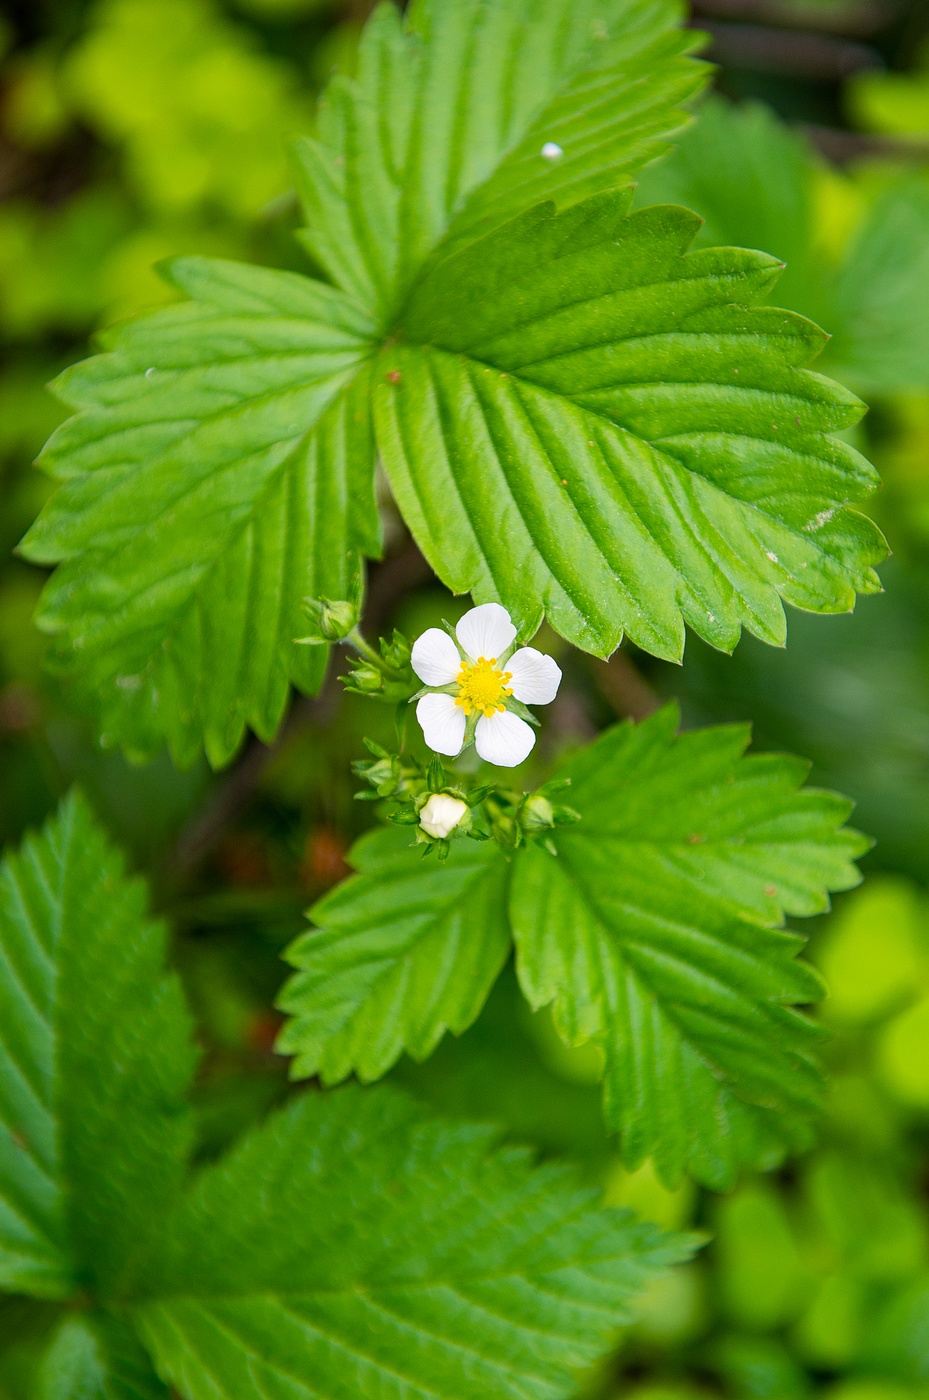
(419, 793), (469, 839)
(411, 603), (561, 768)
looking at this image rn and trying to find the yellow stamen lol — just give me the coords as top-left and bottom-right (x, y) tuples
(454, 656), (513, 718)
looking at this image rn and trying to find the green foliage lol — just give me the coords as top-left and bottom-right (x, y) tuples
(384, 191), (883, 658)
(633, 95), (820, 318)
(65, 0), (313, 218)
(0, 795), (693, 1399)
(38, 1315), (167, 1400)
(20, 0), (890, 763)
(829, 178), (929, 394)
(635, 94), (929, 395)
(281, 705), (866, 1188)
(294, 0), (702, 313)
(0, 791), (195, 1300)
(136, 1086), (692, 1400)
(278, 825), (511, 1081)
(5, 2), (929, 1396)
(22, 260), (380, 766)
(510, 705), (863, 1187)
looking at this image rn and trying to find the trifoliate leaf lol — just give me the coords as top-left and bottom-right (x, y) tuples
(0, 792), (195, 1299)
(294, 0), (704, 316)
(20, 259), (380, 765)
(277, 825), (511, 1083)
(379, 190), (885, 659)
(19, 0), (706, 762)
(135, 1083), (695, 1400)
(509, 705), (867, 1187)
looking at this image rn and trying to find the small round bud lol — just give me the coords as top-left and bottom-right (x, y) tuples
(349, 664), (385, 693)
(419, 793), (470, 840)
(520, 794), (555, 831)
(300, 595), (360, 642)
(317, 598), (359, 641)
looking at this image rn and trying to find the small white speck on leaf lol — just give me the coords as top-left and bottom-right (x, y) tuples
(541, 142), (564, 160)
(765, 551), (779, 563)
(145, 367), (156, 378)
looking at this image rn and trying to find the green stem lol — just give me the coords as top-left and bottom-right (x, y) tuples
(345, 627), (387, 669)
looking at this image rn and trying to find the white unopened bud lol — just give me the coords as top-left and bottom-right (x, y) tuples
(419, 793), (469, 840)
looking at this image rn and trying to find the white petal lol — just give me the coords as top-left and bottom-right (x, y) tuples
(475, 710), (536, 768)
(420, 793), (469, 839)
(456, 603), (516, 662)
(411, 628), (461, 685)
(506, 648), (562, 705)
(416, 694), (466, 756)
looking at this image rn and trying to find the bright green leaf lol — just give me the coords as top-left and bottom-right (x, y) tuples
(714, 1183), (808, 1331)
(379, 191), (885, 660)
(19, 258), (380, 766)
(0, 791), (196, 1300)
(509, 705), (866, 1186)
(815, 878), (925, 1026)
(277, 825), (511, 1083)
(135, 1083), (695, 1400)
(23, 2), (889, 760)
(632, 95), (822, 323)
(634, 95), (929, 396)
(294, 0), (704, 317)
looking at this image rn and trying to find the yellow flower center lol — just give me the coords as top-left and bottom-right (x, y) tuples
(455, 656), (513, 718)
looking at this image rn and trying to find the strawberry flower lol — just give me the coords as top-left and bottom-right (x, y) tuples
(411, 603), (561, 768)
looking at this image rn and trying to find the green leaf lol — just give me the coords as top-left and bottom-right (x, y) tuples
(22, 4), (888, 757)
(634, 94), (929, 396)
(508, 705), (867, 1187)
(38, 1315), (168, 1400)
(277, 825), (511, 1083)
(859, 1272), (929, 1381)
(294, 0), (704, 316)
(631, 95), (824, 324)
(829, 176), (929, 395)
(134, 1083), (694, 1400)
(0, 791), (195, 1299)
(379, 190), (885, 660)
(20, 259), (380, 766)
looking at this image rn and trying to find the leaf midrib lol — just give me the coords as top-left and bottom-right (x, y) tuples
(543, 839), (805, 1078)
(386, 334), (832, 569)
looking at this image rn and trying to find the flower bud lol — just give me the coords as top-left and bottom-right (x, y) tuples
(346, 664), (385, 693)
(419, 793), (470, 840)
(519, 794), (555, 832)
(298, 594), (360, 643)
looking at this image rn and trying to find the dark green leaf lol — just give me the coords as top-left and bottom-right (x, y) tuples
(0, 792), (195, 1299)
(38, 1315), (167, 1400)
(509, 705), (866, 1186)
(20, 259), (379, 766)
(134, 1083), (694, 1400)
(294, 0), (704, 315)
(277, 826), (511, 1082)
(379, 192), (885, 660)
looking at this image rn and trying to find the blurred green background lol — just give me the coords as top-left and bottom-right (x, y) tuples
(3, 0), (929, 1395)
